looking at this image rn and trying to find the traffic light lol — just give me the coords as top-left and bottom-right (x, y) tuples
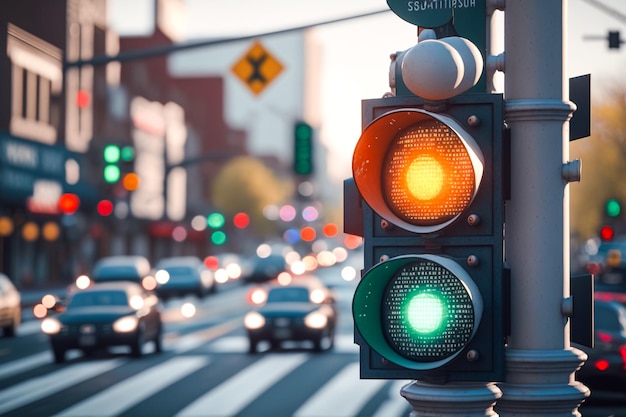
(58, 193), (80, 215)
(349, 93), (507, 382)
(102, 144), (121, 183)
(608, 31), (622, 49)
(102, 144), (134, 184)
(294, 121), (313, 176)
(605, 198), (621, 218)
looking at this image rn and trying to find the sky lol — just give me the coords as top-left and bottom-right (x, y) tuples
(109, 0), (626, 183)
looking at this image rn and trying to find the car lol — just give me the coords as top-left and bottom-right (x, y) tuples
(245, 254), (286, 283)
(41, 281), (163, 363)
(0, 273), (20, 337)
(72, 255), (154, 292)
(92, 255), (152, 284)
(575, 300), (626, 401)
(244, 277), (337, 353)
(154, 256), (216, 299)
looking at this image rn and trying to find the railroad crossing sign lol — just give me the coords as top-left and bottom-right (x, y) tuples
(231, 40), (284, 96)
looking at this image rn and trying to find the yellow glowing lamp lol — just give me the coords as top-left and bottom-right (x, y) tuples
(352, 108), (484, 233)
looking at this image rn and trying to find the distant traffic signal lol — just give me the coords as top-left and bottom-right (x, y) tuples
(102, 144), (134, 184)
(349, 93), (507, 382)
(605, 199), (621, 218)
(58, 193), (80, 215)
(294, 121), (313, 176)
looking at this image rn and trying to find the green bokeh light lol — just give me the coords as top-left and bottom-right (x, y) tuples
(207, 212), (225, 229)
(103, 165), (121, 183)
(121, 146), (135, 162)
(103, 144), (121, 164)
(606, 199), (621, 217)
(211, 230), (226, 245)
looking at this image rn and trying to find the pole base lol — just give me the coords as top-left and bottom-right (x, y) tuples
(496, 348), (589, 416)
(401, 380), (502, 416)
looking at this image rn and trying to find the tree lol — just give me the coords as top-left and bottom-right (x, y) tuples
(211, 156), (293, 238)
(570, 86), (626, 241)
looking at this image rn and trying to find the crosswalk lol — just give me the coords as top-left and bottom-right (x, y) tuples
(0, 335), (412, 417)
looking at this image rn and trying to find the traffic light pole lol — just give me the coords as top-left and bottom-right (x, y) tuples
(496, 1), (589, 415)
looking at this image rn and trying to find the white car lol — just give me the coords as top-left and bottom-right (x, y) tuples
(0, 273), (21, 337)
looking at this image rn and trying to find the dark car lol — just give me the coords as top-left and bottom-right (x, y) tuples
(154, 256), (216, 299)
(41, 281), (163, 363)
(245, 254), (286, 283)
(0, 273), (20, 337)
(244, 277), (337, 353)
(70, 255), (155, 293)
(575, 300), (626, 401)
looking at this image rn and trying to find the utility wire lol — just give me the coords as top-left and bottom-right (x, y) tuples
(580, 0), (626, 24)
(65, 9), (391, 69)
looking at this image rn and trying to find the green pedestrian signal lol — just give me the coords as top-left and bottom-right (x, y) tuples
(294, 121), (313, 176)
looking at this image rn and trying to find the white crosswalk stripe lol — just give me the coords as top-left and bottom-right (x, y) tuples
(175, 353), (308, 417)
(52, 356), (210, 417)
(0, 339), (410, 416)
(0, 359), (124, 415)
(206, 333), (358, 353)
(294, 362), (387, 417)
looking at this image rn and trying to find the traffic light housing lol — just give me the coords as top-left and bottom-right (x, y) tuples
(349, 93), (507, 383)
(294, 121), (314, 176)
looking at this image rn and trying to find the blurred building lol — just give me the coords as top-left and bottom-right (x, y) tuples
(0, 0), (245, 288)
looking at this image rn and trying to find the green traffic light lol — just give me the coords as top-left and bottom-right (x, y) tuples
(103, 165), (121, 183)
(207, 213), (225, 229)
(353, 254), (482, 370)
(211, 230), (226, 245)
(121, 146), (135, 162)
(294, 121), (313, 175)
(406, 292), (446, 334)
(103, 144), (121, 164)
(606, 198), (621, 217)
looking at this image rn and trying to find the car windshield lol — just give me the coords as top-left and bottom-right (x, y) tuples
(595, 303), (626, 332)
(162, 266), (194, 275)
(68, 290), (129, 308)
(267, 287), (310, 303)
(95, 266), (142, 280)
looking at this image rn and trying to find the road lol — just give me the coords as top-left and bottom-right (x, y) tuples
(1, 260), (624, 416)
(0, 262), (413, 417)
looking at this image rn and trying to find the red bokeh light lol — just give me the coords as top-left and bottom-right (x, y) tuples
(97, 200), (114, 216)
(58, 193), (80, 215)
(76, 90), (90, 108)
(204, 256), (219, 270)
(233, 212), (250, 229)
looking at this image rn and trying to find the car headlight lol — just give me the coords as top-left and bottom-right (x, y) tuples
(113, 316), (139, 333)
(41, 317), (62, 334)
(304, 311), (328, 329)
(244, 311), (265, 330)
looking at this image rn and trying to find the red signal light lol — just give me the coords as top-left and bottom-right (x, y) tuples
(233, 212), (250, 229)
(97, 200), (114, 216)
(58, 193), (80, 215)
(600, 225), (615, 241)
(76, 90), (90, 108)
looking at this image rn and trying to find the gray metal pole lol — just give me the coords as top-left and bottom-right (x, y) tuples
(496, 1), (589, 415)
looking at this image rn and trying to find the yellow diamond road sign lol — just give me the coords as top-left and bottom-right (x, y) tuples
(231, 40), (284, 96)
